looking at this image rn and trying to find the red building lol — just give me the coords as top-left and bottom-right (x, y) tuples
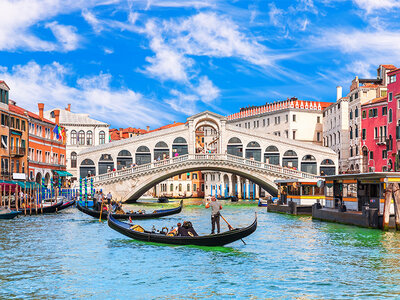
(361, 97), (388, 172)
(109, 127), (148, 141)
(386, 68), (400, 170)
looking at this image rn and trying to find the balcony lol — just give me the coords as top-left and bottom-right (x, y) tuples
(10, 147), (26, 157)
(1, 171), (10, 177)
(375, 136), (387, 145)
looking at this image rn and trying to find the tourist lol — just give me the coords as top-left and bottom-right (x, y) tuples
(205, 196), (222, 234)
(93, 191), (99, 208)
(106, 192), (112, 209)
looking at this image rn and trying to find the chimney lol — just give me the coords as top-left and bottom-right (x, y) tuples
(54, 109), (60, 125)
(66, 103), (71, 112)
(38, 103), (44, 120)
(146, 126), (150, 132)
(119, 128), (123, 138)
(336, 86), (342, 101)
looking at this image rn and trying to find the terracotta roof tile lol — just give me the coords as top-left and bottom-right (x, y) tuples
(9, 103), (57, 125)
(362, 96), (387, 106)
(382, 64), (397, 70)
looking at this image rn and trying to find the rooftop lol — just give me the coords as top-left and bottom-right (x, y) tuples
(362, 96), (387, 107)
(9, 103), (57, 125)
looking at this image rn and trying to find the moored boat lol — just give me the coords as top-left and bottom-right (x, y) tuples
(77, 200), (183, 220)
(217, 196), (238, 202)
(258, 198), (268, 207)
(0, 208), (21, 219)
(107, 213), (257, 246)
(58, 200), (76, 211)
(19, 199), (63, 215)
(158, 197), (169, 203)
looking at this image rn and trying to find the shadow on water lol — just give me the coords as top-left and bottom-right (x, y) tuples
(107, 238), (247, 256)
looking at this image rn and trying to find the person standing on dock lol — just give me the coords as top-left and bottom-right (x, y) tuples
(205, 196), (222, 234)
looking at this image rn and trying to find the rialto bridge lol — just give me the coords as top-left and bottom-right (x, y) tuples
(77, 111), (337, 202)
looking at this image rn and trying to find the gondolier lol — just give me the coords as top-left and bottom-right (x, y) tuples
(205, 196), (222, 234)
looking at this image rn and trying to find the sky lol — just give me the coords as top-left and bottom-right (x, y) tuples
(1, 0), (400, 129)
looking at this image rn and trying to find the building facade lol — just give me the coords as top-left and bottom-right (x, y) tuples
(110, 127), (148, 141)
(323, 87), (350, 173)
(361, 97), (388, 172)
(43, 104), (110, 180)
(386, 68), (400, 170)
(156, 171), (204, 198)
(227, 98), (331, 146)
(0, 81), (29, 181)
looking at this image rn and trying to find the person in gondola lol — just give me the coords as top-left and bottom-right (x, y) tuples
(177, 221), (198, 236)
(93, 191), (99, 209)
(106, 192), (112, 210)
(205, 196), (222, 234)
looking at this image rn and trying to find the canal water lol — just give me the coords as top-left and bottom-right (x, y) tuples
(1, 200), (400, 299)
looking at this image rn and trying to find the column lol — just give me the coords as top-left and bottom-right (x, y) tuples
(255, 184), (260, 198)
(229, 175), (233, 196)
(211, 184), (213, 196)
(246, 179), (250, 199)
(237, 176), (242, 198)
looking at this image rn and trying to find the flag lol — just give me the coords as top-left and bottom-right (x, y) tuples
(61, 127), (66, 144)
(58, 126), (62, 141)
(53, 125), (60, 139)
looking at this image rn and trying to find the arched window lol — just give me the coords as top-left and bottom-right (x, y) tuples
(78, 130), (85, 145)
(154, 141), (169, 160)
(136, 146), (151, 165)
(172, 137), (188, 156)
(80, 158), (95, 178)
(187, 183), (190, 192)
(301, 155), (317, 175)
(87, 130), (93, 145)
(282, 150), (298, 168)
(320, 159), (335, 175)
(245, 141), (261, 161)
(117, 150), (132, 170)
(355, 107), (358, 118)
(264, 145), (279, 165)
(179, 183), (182, 192)
(71, 152), (77, 168)
(227, 137), (243, 157)
(170, 183), (174, 192)
(98, 154), (114, 175)
(70, 130), (77, 145)
(99, 131), (105, 144)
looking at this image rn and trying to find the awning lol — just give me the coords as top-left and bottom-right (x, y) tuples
(11, 130), (22, 136)
(55, 170), (73, 177)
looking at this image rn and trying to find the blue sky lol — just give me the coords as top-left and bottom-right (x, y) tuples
(1, 0), (400, 128)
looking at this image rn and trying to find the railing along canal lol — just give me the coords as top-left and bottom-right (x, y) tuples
(94, 153), (319, 183)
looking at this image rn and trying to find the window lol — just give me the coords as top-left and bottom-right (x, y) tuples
(356, 146), (359, 156)
(16, 119), (20, 130)
(350, 127), (353, 139)
(374, 127), (378, 138)
(350, 147), (353, 157)
(10, 117), (14, 128)
(70, 130), (77, 145)
(78, 130), (85, 145)
(267, 118), (270, 126)
(187, 184), (190, 192)
(355, 92), (359, 99)
(355, 107), (358, 118)
(382, 107), (387, 116)
(317, 132), (320, 141)
(71, 152), (77, 168)
(389, 74), (397, 83)
(389, 109), (393, 123)
(317, 116), (320, 123)
(370, 151), (373, 159)
(362, 110), (366, 119)
(350, 110), (353, 120)
(22, 120), (25, 131)
(1, 114), (8, 126)
(292, 130), (296, 140)
(285, 130), (289, 138)
(383, 150), (387, 159)
(362, 129), (366, 140)
(389, 92), (393, 102)
(368, 109), (373, 118)
(373, 108), (378, 117)
(99, 131), (105, 144)
(263, 119), (265, 127)
(293, 115), (296, 122)
(1, 135), (7, 149)
(355, 125), (358, 138)
(87, 130), (93, 145)
(285, 115), (288, 122)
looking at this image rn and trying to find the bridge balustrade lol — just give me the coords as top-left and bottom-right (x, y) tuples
(92, 153), (319, 183)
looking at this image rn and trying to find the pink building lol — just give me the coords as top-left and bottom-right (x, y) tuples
(386, 68), (400, 170)
(361, 97), (388, 172)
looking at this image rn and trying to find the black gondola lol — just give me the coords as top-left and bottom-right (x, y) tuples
(77, 200), (183, 220)
(217, 196), (238, 202)
(158, 197), (169, 203)
(58, 200), (76, 211)
(107, 213), (257, 246)
(19, 200), (63, 214)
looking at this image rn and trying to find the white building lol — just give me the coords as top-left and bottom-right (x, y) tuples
(227, 98), (332, 146)
(43, 104), (110, 180)
(323, 87), (350, 173)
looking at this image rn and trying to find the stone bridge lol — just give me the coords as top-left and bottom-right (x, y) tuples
(93, 154), (320, 202)
(78, 111), (337, 201)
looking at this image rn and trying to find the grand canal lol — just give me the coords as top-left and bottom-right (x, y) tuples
(1, 200), (400, 299)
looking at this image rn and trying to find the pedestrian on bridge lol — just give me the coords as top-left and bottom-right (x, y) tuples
(205, 196), (222, 234)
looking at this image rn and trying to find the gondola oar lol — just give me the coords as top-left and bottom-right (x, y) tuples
(220, 214), (246, 245)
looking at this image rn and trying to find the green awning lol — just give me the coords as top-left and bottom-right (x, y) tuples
(11, 130), (22, 136)
(55, 170), (73, 177)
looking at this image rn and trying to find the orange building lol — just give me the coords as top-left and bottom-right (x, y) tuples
(10, 103), (67, 185)
(110, 127), (148, 141)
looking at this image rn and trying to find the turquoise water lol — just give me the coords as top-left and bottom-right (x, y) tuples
(1, 200), (400, 299)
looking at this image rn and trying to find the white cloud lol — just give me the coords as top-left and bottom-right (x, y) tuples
(82, 9), (104, 33)
(104, 48), (114, 54)
(165, 89), (198, 115)
(353, 0), (400, 14)
(194, 76), (220, 103)
(0, 61), (172, 127)
(45, 22), (81, 51)
(0, 0), (115, 52)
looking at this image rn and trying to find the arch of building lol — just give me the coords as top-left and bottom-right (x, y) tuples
(35, 172), (42, 184)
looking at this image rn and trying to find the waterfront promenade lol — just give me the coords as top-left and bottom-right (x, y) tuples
(1, 200), (400, 299)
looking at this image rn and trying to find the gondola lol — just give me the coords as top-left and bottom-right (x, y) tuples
(19, 200), (63, 215)
(0, 209), (21, 219)
(258, 198), (268, 207)
(77, 200), (183, 220)
(58, 199), (76, 211)
(158, 197), (169, 203)
(217, 196), (238, 202)
(107, 213), (257, 246)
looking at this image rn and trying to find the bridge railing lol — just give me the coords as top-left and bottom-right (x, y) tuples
(94, 153), (319, 183)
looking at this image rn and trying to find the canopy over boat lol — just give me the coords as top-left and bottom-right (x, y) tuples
(107, 213), (257, 246)
(77, 200), (183, 220)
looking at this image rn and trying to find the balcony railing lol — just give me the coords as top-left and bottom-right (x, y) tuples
(1, 171), (10, 177)
(10, 147), (26, 157)
(375, 136), (387, 145)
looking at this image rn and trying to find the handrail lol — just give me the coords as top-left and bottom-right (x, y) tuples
(93, 153), (320, 183)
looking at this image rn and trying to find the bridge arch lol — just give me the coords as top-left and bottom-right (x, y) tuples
(80, 158), (95, 177)
(124, 164), (279, 202)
